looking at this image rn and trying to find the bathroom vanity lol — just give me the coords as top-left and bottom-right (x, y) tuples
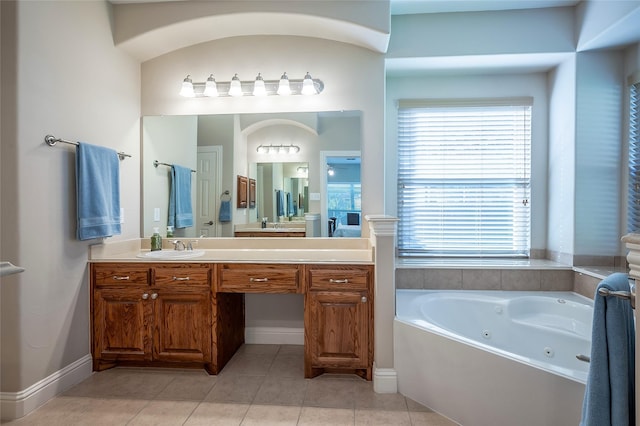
(88, 238), (374, 380)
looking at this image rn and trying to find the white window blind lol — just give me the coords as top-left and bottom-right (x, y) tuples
(628, 81), (640, 232)
(397, 98), (532, 257)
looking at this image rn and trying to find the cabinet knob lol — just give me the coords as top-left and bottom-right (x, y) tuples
(142, 293), (149, 300)
(329, 278), (349, 284)
(151, 293), (158, 300)
(361, 296), (367, 303)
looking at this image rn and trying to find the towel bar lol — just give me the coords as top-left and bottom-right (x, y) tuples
(598, 284), (636, 309)
(45, 134), (131, 160)
(153, 160), (196, 173)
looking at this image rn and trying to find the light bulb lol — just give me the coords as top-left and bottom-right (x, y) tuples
(301, 72), (316, 95)
(203, 74), (218, 97)
(253, 73), (266, 96)
(229, 74), (243, 97)
(179, 75), (195, 97)
(277, 72), (291, 96)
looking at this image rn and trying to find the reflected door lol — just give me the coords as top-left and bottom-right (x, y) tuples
(196, 146), (222, 237)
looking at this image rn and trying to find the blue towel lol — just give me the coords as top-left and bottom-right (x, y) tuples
(76, 142), (121, 240)
(219, 199), (231, 222)
(168, 165), (193, 228)
(581, 272), (635, 426)
(276, 190), (285, 217)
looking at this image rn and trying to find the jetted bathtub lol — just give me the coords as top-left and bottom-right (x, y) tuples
(394, 290), (593, 426)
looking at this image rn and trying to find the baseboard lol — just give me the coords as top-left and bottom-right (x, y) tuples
(0, 354), (93, 421)
(244, 326), (304, 345)
(373, 364), (398, 394)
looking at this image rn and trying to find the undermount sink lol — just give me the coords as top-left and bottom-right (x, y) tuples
(137, 250), (205, 260)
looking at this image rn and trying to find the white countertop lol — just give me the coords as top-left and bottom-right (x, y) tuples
(89, 238), (374, 264)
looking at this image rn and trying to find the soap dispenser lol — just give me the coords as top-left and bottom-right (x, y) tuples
(166, 225), (174, 238)
(151, 227), (162, 251)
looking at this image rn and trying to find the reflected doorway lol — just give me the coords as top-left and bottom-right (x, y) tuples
(196, 146), (223, 237)
(319, 151), (361, 237)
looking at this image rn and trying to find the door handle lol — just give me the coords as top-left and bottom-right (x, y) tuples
(204, 221), (214, 225)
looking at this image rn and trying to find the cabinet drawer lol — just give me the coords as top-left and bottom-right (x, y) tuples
(93, 264), (151, 286)
(154, 265), (210, 287)
(218, 263), (301, 293)
(307, 265), (372, 291)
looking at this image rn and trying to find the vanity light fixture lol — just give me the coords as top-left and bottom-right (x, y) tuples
(179, 75), (195, 97)
(203, 74), (218, 97)
(253, 73), (267, 96)
(256, 144), (300, 155)
(179, 73), (324, 97)
(277, 72), (291, 96)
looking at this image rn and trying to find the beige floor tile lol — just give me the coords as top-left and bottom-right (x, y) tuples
(277, 344), (305, 356)
(297, 406), (355, 426)
(127, 400), (199, 425)
(154, 373), (217, 401)
(204, 374), (264, 403)
(304, 378), (356, 409)
(409, 411), (460, 426)
(183, 402), (249, 426)
(236, 344), (281, 356)
(353, 381), (408, 411)
(267, 353), (305, 377)
(63, 368), (175, 399)
(354, 409), (412, 426)
(240, 404), (301, 426)
(405, 397), (433, 412)
(221, 353), (275, 376)
(253, 376), (308, 406)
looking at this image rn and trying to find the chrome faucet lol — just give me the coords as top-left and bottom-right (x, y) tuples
(170, 240), (186, 251)
(186, 240), (198, 251)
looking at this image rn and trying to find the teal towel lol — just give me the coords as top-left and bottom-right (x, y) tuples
(76, 142), (121, 241)
(168, 165), (193, 228)
(581, 272), (635, 426)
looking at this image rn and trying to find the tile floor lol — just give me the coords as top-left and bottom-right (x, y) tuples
(4, 344), (458, 426)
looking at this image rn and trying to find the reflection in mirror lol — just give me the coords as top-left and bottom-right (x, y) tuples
(142, 111), (361, 238)
(255, 162), (308, 222)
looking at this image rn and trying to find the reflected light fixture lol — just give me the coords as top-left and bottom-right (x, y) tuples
(327, 166), (335, 176)
(203, 74), (218, 97)
(256, 144), (300, 155)
(179, 73), (324, 97)
(179, 75), (195, 97)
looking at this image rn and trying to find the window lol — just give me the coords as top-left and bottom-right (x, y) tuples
(628, 80), (640, 232)
(397, 98), (532, 257)
(327, 182), (361, 225)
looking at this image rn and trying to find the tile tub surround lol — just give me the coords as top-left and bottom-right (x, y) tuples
(3, 344), (457, 426)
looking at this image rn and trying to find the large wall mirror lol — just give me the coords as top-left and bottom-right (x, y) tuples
(142, 111), (361, 238)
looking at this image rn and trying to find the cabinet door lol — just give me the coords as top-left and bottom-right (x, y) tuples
(93, 287), (152, 362)
(153, 289), (212, 363)
(306, 290), (369, 369)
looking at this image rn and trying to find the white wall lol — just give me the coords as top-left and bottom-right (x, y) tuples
(385, 72), (550, 253)
(574, 50), (625, 259)
(547, 57), (577, 263)
(0, 0), (140, 403)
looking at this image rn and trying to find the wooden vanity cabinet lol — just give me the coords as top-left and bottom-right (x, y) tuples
(217, 263), (302, 293)
(304, 264), (374, 380)
(91, 263), (216, 373)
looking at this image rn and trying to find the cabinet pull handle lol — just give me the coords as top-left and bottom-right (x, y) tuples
(142, 293), (149, 300)
(361, 296), (367, 303)
(329, 278), (349, 284)
(151, 293), (158, 300)
(172, 276), (190, 281)
(113, 275), (130, 280)
(249, 277), (269, 282)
